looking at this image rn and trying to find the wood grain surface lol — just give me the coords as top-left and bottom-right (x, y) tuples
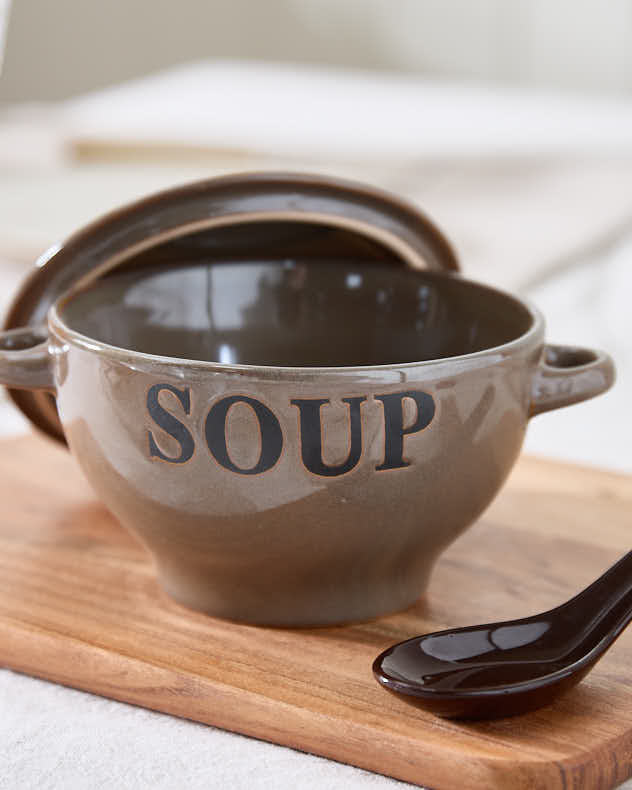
(1, 433), (632, 790)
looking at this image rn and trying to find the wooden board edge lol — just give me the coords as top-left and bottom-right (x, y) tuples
(3, 614), (616, 790)
(1, 614), (447, 787)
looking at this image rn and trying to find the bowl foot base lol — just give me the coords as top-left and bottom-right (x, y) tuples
(156, 564), (436, 627)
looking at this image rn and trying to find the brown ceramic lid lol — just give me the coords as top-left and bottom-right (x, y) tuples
(3, 172), (459, 442)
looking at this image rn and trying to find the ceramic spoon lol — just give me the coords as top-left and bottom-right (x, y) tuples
(373, 551), (632, 719)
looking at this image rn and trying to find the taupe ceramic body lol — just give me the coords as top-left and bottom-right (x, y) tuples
(0, 260), (615, 625)
(0, 175), (615, 625)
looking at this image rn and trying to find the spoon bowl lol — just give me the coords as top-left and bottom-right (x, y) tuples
(373, 551), (632, 719)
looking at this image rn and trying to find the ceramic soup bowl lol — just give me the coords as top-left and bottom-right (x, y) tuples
(0, 175), (615, 625)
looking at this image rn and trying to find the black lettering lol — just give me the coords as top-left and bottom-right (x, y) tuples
(375, 390), (435, 470)
(205, 395), (282, 474)
(147, 384), (195, 463)
(291, 397), (366, 477)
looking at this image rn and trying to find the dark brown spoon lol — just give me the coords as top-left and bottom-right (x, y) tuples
(373, 551), (632, 719)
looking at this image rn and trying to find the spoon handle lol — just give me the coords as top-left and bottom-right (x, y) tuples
(555, 550), (632, 650)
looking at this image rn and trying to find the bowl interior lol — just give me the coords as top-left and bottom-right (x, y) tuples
(59, 251), (533, 367)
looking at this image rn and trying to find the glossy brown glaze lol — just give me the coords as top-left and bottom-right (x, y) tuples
(2, 173), (459, 443)
(0, 327), (54, 390)
(42, 261), (542, 624)
(62, 260), (533, 366)
(373, 551), (632, 719)
(0, 257), (603, 625)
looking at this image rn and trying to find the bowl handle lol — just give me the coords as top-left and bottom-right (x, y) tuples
(0, 327), (56, 392)
(530, 344), (615, 416)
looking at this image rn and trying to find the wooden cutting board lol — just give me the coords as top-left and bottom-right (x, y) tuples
(1, 433), (632, 790)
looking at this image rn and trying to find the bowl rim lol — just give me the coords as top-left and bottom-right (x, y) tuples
(49, 267), (545, 378)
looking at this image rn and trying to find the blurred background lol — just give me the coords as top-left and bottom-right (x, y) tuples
(4, 0), (632, 99)
(0, 0), (630, 470)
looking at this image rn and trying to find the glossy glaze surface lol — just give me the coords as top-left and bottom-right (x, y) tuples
(374, 551), (632, 718)
(1, 261), (617, 624)
(61, 260), (532, 367)
(42, 275), (611, 624)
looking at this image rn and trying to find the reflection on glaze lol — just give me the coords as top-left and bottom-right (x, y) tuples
(374, 550), (632, 718)
(61, 260), (533, 367)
